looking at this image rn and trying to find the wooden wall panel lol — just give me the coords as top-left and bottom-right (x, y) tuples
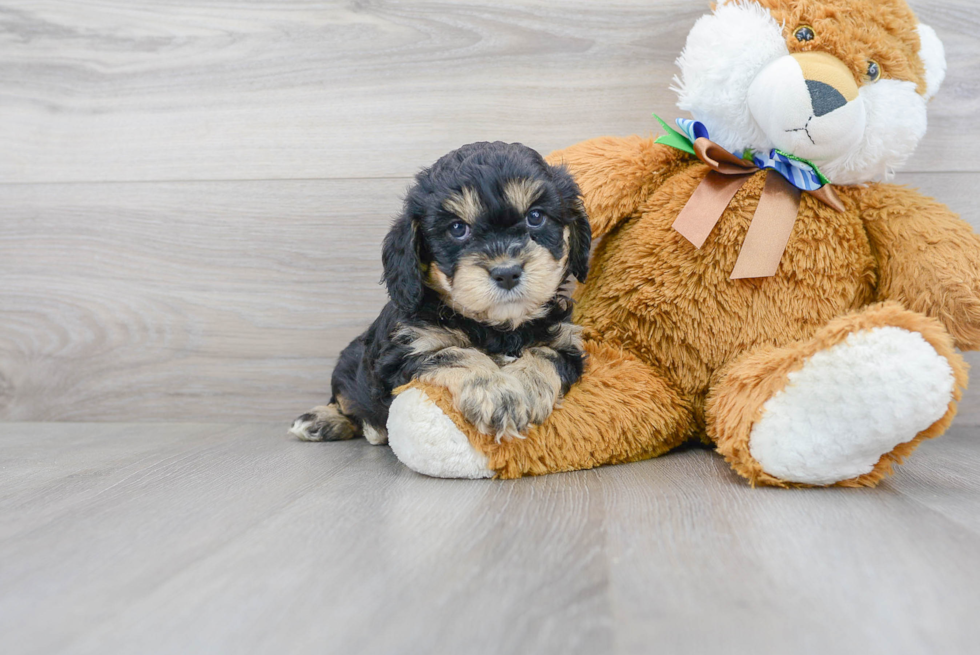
(0, 1), (977, 183)
(0, 179), (397, 421)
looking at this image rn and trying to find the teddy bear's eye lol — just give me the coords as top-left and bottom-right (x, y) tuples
(867, 60), (881, 82)
(794, 25), (815, 42)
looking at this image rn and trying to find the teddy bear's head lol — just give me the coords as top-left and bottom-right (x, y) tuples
(674, 0), (946, 185)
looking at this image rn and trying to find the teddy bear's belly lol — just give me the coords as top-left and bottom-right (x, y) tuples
(573, 173), (877, 400)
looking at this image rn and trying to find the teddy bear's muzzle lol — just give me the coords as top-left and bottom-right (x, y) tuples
(747, 51), (866, 169)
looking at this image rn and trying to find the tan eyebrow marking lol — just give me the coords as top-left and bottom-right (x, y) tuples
(503, 178), (545, 215)
(442, 187), (484, 225)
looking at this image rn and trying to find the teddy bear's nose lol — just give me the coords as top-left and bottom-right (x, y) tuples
(792, 51), (859, 117)
(806, 80), (848, 117)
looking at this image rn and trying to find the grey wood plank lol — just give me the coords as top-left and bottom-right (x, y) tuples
(0, 179), (398, 422)
(71, 467), (610, 655)
(2, 422), (979, 654)
(0, 422), (229, 536)
(888, 425), (980, 536)
(601, 444), (980, 655)
(0, 0), (975, 184)
(0, 423), (368, 654)
(0, 423), (611, 655)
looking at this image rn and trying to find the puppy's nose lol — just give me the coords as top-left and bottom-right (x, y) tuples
(490, 264), (523, 291)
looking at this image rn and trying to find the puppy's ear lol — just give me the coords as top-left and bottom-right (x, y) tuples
(552, 164), (592, 282)
(382, 196), (427, 313)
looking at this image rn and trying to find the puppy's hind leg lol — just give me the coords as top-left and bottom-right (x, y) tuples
(291, 332), (367, 442)
(289, 403), (360, 442)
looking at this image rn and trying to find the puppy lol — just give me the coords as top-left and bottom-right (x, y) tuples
(289, 141), (591, 445)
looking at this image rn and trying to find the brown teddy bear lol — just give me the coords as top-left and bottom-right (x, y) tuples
(385, 0), (980, 487)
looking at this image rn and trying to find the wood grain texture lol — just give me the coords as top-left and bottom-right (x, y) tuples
(0, 179), (397, 421)
(603, 436), (980, 655)
(1, 422), (978, 654)
(0, 0), (977, 183)
(0, 423), (611, 655)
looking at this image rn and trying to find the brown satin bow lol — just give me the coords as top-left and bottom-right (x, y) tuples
(672, 137), (845, 279)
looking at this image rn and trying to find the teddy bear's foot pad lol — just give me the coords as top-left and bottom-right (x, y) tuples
(387, 388), (494, 479)
(749, 326), (956, 485)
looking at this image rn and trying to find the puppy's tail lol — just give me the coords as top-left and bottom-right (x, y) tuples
(289, 403), (359, 442)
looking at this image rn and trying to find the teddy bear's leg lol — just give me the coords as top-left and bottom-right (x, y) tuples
(387, 341), (694, 479)
(707, 302), (967, 488)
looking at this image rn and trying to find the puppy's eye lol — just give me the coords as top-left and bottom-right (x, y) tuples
(794, 25), (815, 42)
(448, 221), (470, 240)
(866, 60), (881, 82)
(525, 209), (546, 229)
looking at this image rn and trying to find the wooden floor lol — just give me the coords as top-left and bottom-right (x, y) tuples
(1, 423), (978, 654)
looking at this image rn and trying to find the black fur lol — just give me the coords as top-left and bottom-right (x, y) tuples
(551, 165), (592, 283)
(309, 142), (591, 437)
(381, 195), (426, 313)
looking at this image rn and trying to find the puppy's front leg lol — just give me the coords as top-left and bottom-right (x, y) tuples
(418, 347), (531, 441)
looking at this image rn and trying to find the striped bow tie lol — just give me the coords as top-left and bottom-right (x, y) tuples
(673, 117), (831, 192)
(654, 115), (844, 279)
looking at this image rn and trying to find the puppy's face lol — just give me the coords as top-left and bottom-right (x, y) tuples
(425, 177), (573, 326)
(383, 142), (591, 328)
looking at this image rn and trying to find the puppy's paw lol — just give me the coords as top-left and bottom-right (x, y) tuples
(506, 348), (563, 425)
(522, 385), (560, 426)
(454, 373), (532, 442)
(288, 404), (358, 442)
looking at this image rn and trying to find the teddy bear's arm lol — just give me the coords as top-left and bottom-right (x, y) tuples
(862, 185), (980, 351)
(546, 135), (683, 239)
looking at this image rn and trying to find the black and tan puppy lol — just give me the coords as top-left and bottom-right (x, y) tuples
(289, 141), (591, 445)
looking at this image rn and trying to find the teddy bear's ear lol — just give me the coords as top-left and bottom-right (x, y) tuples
(917, 24), (947, 101)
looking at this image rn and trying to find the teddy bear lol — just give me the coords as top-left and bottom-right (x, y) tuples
(383, 0), (980, 487)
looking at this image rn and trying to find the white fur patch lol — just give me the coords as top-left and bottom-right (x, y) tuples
(288, 416), (321, 442)
(363, 424), (388, 446)
(917, 24), (947, 101)
(749, 327), (955, 485)
(821, 80), (928, 185)
(387, 388), (494, 479)
(747, 55), (867, 165)
(674, 0), (788, 156)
